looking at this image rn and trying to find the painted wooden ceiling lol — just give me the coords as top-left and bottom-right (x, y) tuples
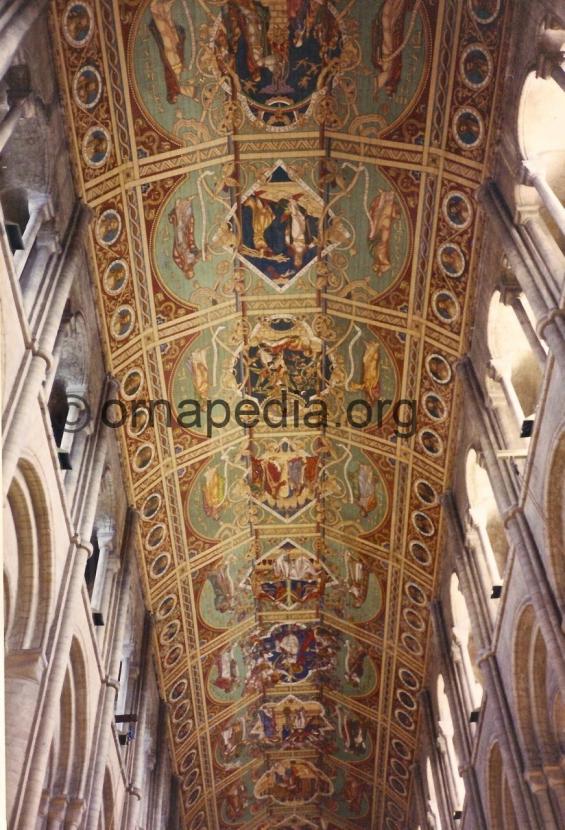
(53, 1), (507, 827)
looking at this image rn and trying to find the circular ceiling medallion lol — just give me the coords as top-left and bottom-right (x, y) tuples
(468, 0), (501, 25)
(405, 581), (427, 606)
(150, 551), (171, 579)
(164, 644), (183, 669)
(185, 788), (201, 809)
(176, 721), (193, 744)
(432, 289), (460, 324)
(392, 742), (411, 763)
(181, 749), (197, 774)
(128, 406), (150, 438)
(395, 706), (415, 730)
(159, 619), (180, 645)
(157, 594), (177, 620)
(453, 106), (484, 149)
(73, 64), (102, 110)
(412, 511), (435, 537)
(145, 523), (166, 550)
(103, 259), (129, 295)
(110, 305), (135, 340)
(82, 126), (111, 168)
(63, 2), (94, 48)
(133, 443), (154, 472)
(443, 191), (473, 230)
(418, 428), (444, 458)
(414, 479), (437, 505)
(183, 769), (199, 790)
(425, 353), (453, 385)
(169, 678), (188, 703)
(190, 812), (205, 830)
(95, 209), (121, 247)
(409, 539), (432, 567)
(399, 667), (419, 690)
(397, 688), (417, 710)
(121, 368), (143, 400)
(437, 242), (466, 278)
(422, 391), (447, 422)
(389, 775), (407, 797)
(401, 632), (424, 657)
(460, 44), (493, 90)
(142, 492), (162, 521)
(173, 699), (191, 723)
(403, 607), (425, 631)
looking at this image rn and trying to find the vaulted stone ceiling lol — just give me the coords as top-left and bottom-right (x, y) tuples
(53, 1), (506, 827)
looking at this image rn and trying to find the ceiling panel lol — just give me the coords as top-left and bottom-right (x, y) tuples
(52, 0), (507, 827)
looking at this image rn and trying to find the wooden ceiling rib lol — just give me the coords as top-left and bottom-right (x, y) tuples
(53, 1), (507, 827)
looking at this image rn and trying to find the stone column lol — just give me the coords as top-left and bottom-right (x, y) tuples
(410, 762), (433, 830)
(84, 510), (138, 830)
(522, 214), (565, 292)
(153, 702), (171, 827)
(0, 0), (49, 81)
(90, 521), (114, 615)
(12, 386), (115, 830)
(2, 203), (91, 493)
(0, 94), (33, 153)
(21, 222), (61, 319)
(419, 690), (453, 830)
(499, 282), (548, 370)
(123, 619), (154, 830)
(457, 357), (565, 688)
(523, 162), (565, 241)
(430, 602), (487, 828)
(12, 538), (90, 830)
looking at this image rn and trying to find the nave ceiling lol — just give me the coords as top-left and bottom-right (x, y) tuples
(52, 0), (507, 827)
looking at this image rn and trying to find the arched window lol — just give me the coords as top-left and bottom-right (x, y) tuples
(513, 604), (561, 791)
(437, 674), (465, 812)
(546, 427), (565, 608)
(43, 638), (90, 826)
(487, 290), (543, 434)
(465, 448), (508, 590)
(4, 459), (52, 652)
(517, 69), (565, 256)
(46, 307), (90, 473)
(449, 573), (483, 711)
(487, 742), (519, 830)
(425, 757), (442, 829)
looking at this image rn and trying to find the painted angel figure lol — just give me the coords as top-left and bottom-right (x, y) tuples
(368, 189), (401, 275)
(149, 0), (195, 103)
(169, 197), (200, 279)
(371, 0), (416, 97)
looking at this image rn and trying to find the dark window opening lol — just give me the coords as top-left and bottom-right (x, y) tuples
(84, 532), (100, 598)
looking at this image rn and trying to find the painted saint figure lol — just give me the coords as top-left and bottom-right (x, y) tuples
(149, 0), (194, 103)
(213, 644), (240, 693)
(201, 467), (226, 520)
(368, 189), (401, 275)
(169, 197), (200, 278)
(372, 0), (416, 96)
(350, 340), (381, 404)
